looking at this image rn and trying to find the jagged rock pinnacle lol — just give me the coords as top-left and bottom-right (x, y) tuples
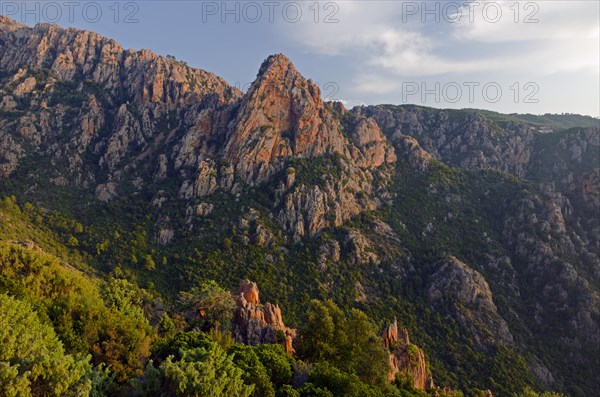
(257, 53), (295, 76)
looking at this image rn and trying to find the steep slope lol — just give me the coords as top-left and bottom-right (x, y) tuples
(1, 17), (599, 397)
(0, 15), (240, 186)
(0, 17), (395, 242)
(354, 104), (536, 177)
(348, 105), (599, 394)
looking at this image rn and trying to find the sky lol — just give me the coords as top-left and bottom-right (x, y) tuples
(2, 0), (599, 116)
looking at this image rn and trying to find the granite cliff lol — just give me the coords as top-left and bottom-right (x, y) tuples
(1, 16), (599, 397)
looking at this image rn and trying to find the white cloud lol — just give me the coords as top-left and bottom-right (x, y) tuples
(366, 29), (498, 76)
(353, 74), (400, 94)
(282, 0), (599, 79)
(453, 1), (600, 42)
(283, 2), (404, 56)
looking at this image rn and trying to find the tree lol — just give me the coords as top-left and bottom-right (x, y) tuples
(132, 340), (254, 397)
(0, 244), (154, 383)
(153, 332), (213, 362)
(254, 345), (294, 388)
(229, 344), (276, 397)
(101, 278), (147, 323)
(344, 309), (390, 384)
(520, 387), (565, 397)
(0, 293), (94, 397)
(308, 362), (382, 397)
(144, 255), (156, 271)
(296, 300), (389, 385)
(179, 280), (236, 331)
(276, 384), (301, 397)
(296, 300), (337, 363)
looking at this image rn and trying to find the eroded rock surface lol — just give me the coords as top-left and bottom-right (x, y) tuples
(382, 319), (433, 390)
(232, 280), (296, 354)
(428, 256), (514, 348)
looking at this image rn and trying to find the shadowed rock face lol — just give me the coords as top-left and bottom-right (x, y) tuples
(232, 279), (296, 354)
(354, 105), (536, 177)
(428, 256), (514, 349)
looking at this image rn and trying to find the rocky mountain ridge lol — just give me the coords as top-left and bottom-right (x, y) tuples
(1, 17), (599, 397)
(0, 17), (397, 242)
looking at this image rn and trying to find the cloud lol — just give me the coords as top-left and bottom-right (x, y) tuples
(282, 0), (599, 79)
(365, 28), (498, 76)
(353, 74), (400, 94)
(453, 1), (600, 42)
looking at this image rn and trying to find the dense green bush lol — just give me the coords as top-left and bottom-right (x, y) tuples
(0, 293), (97, 396)
(132, 340), (253, 397)
(0, 242), (154, 382)
(296, 300), (389, 385)
(229, 345), (277, 397)
(0, 193), (585, 396)
(178, 280), (236, 331)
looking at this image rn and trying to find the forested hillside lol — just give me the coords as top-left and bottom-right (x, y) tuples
(0, 16), (598, 397)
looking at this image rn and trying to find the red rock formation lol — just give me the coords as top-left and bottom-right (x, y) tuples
(382, 319), (433, 390)
(382, 318), (399, 348)
(0, 20), (397, 240)
(238, 279), (260, 305)
(222, 55), (397, 241)
(224, 54), (395, 184)
(224, 54), (349, 185)
(233, 280), (296, 354)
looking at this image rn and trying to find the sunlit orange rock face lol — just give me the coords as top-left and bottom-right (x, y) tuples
(0, 18), (397, 241)
(382, 319), (433, 390)
(226, 54), (351, 184)
(233, 279), (296, 354)
(225, 53), (398, 181)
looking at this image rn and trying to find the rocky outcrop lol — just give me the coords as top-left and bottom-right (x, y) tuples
(382, 319), (432, 390)
(318, 239), (341, 270)
(0, 17), (239, 110)
(354, 105), (534, 177)
(225, 54), (345, 185)
(0, 16), (241, 188)
(238, 280), (260, 305)
(345, 229), (380, 265)
(0, 132), (21, 177)
(95, 182), (118, 202)
(232, 280), (296, 354)
(501, 186), (600, 350)
(2, 17), (599, 395)
(276, 170), (379, 241)
(394, 134), (433, 171)
(14, 76), (36, 96)
(0, 19), (395, 241)
(579, 168), (600, 208)
(528, 127), (600, 212)
(428, 257), (514, 348)
(224, 55), (395, 185)
(223, 55), (396, 239)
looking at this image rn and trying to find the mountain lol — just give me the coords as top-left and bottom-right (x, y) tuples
(0, 17), (598, 397)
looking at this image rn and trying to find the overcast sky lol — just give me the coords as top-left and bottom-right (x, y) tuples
(4, 1), (599, 116)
